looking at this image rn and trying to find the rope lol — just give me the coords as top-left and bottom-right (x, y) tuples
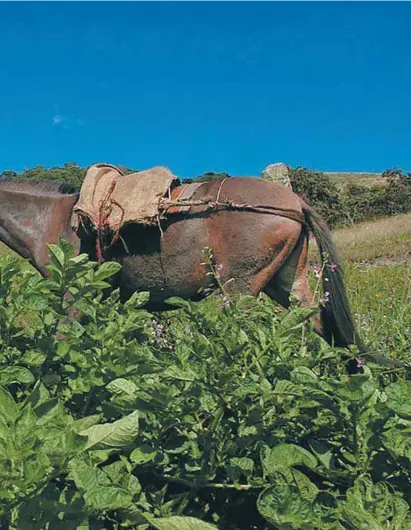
(161, 198), (306, 225)
(95, 180), (125, 264)
(215, 178), (227, 203)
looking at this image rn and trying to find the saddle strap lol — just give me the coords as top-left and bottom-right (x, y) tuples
(162, 198), (306, 225)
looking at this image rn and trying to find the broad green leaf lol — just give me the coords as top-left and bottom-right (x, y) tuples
(228, 457), (254, 481)
(80, 410), (139, 450)
(21, 349), (47, 366)
(26, 383), (50, 410)
(0, 387), (18, 421)
(150, 516), (218, 530)
(72, 414), (103, 431)
(278, 307), (319, 337)
(385, 382), (411, 418)
(309, 440), (334, 470)
(163, 366), (198, 382)
(123, 291), (150, 309)
(289, 469), (319, 502)
(273, 380), (304, 397)
(130, 444), (157, 465)
(0, 366), (35, 385)
(107, 378), (138, 397)
(35, 399), (64, 425)
(68, 252), (90, 266)
(291, 366), (318, 384)
(257, 484), (319, 529)
(94, 261), (122, 281)
(69, 458), (111, 491)
(26, 293), (50, 310)
(15, 405), (37, 437)
(85, 486), (133, 511)
(88, 280), (112, 290)
(262, 444), (317, 475)
(341, 476), (411, 529)
(56, 341), (70, 358)
(337, 376), (377, 402)
(47, 243), (65, 266)
(59, 238), (76, 260)
(164, 297), (192, 310)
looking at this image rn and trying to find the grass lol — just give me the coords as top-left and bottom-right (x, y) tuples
(332, 213), (411, 263)
(326, 171), (386, 189)
(307, 213), (411, 364)
(309, 212), (411, 264)
(344, 262), (411, 362)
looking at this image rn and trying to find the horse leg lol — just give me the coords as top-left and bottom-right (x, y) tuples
(264, 230), (323, 338)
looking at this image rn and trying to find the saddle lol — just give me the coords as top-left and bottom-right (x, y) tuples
(71, 163), (179, 233)
(71, 163), (305, 263)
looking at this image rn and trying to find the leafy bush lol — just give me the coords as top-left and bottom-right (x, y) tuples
(289, 167), (344, 228)
(287, 166), (411, 227)
(338, 169), (411, 225)
(339, 183), (388, 225)
(0, 242), (411, 528)
(0, 162), (136, 188)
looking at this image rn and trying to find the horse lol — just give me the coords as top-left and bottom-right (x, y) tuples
(0, 175), (357, 339)
(1, 174), (401, 371)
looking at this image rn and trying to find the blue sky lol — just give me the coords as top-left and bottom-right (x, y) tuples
(0, 2), (410, 178)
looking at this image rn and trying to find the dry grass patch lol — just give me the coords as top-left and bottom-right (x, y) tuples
(309, 213), (411, 264)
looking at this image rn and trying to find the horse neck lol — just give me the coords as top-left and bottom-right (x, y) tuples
(0, 186), (80, 274)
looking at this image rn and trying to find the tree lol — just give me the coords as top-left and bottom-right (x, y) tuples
(289, 167), (343, 227)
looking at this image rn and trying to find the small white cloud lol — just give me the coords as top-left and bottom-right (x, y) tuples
(52, 115), (63, 125)
(52, 111), (84, 129)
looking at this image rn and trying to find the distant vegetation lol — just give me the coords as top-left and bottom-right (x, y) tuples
(325, 171), (387, 189)
(1, 163), (411, 228)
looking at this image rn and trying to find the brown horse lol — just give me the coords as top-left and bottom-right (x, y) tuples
(0, 175), (363, 353)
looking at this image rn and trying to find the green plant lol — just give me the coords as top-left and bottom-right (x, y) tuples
(0, 241), (411, 529)
(289, 167), (343, 227)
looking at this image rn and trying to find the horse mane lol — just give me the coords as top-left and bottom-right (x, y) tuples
(0, 178), (79, 197)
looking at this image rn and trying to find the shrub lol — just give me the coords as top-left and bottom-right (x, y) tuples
(339, 183), (388, 224)
(289, 167), (343, 227)
(339, 169), (411, 225)
(3, 163), (411, 228)
(0, 162), (137, 188)
(0, 242), (411, 529)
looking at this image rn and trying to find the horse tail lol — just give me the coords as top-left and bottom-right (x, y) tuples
(301, 201), (365, 352)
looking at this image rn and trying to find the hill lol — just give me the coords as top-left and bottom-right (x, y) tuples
(324, 171), (386, 188)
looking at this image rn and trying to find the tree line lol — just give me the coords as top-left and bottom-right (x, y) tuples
(1, 162), (410, 228)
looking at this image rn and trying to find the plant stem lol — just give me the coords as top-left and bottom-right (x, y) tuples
(161, 474), (263, 491)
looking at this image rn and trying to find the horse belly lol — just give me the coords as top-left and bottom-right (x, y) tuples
(118, 218), (211, 304)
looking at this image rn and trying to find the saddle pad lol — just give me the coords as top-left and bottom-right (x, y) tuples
(72, 163), (178, 231)
(164, 182), (205, 214)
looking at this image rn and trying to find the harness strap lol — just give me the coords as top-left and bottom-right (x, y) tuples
(161, 198), (306, 225)
(162, 178), (305, 225)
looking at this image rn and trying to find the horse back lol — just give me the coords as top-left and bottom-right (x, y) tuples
(170, 177), (303, 214)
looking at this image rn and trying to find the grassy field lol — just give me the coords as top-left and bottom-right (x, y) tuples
(308, 212), (411, 362)
(325, 170), (386, 189)
(325, 170), (387, 188)
(331, 213), (411, 263)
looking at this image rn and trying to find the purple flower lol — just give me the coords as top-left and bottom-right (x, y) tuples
(313, 266), (321, 279)
(320, 291), (330, 306)
(356, 357), (365, 369)
(222, 295), (231, 308)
